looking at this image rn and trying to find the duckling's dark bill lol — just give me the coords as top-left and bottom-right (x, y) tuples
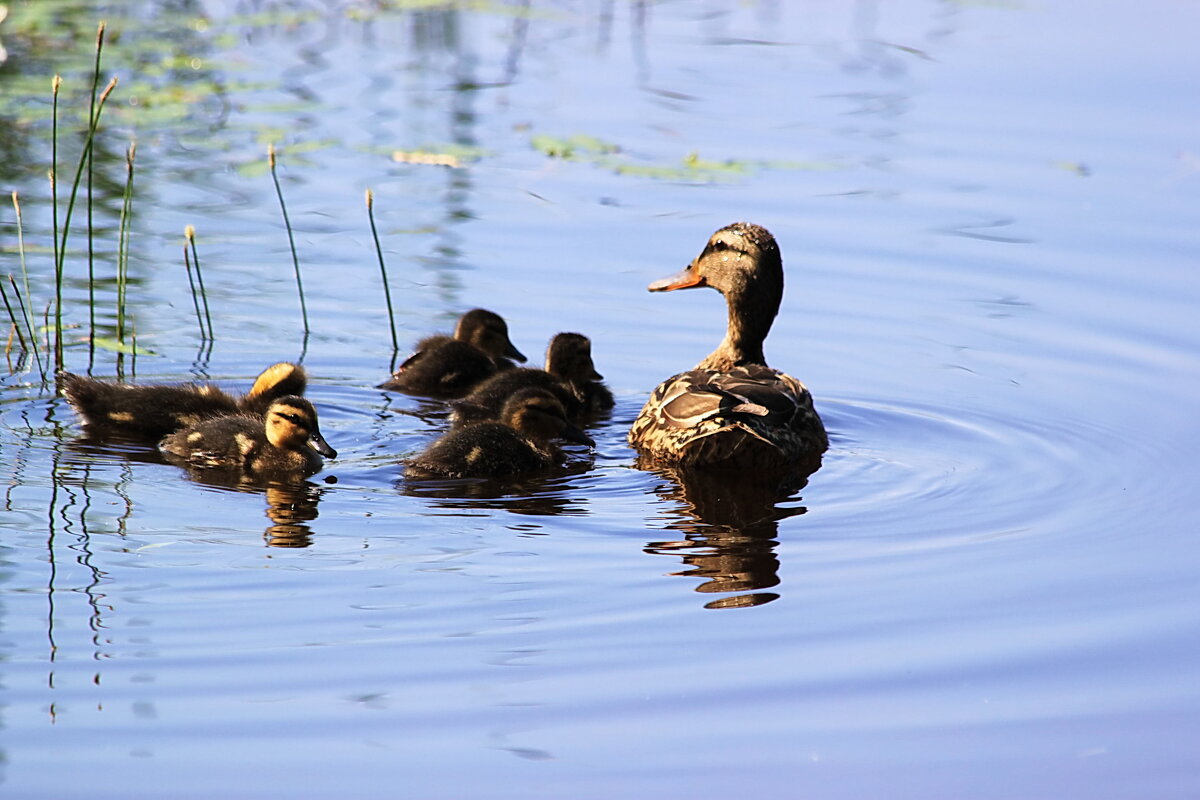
(561, 422), (595, 447)
(310, 432), (338, 458)
(504, 342), (528, 362)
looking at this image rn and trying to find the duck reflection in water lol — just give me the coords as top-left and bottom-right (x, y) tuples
(640, 460), (815, 609)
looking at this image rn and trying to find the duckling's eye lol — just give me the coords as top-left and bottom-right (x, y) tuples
(276, 411), (306, 426)
(709, 240), (731, 252)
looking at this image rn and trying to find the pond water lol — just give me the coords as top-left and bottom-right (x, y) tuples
(2, 0), (1199, 797)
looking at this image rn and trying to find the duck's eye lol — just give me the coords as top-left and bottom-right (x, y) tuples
(276, 411), (305, 426)
(709, 239), (731, 252)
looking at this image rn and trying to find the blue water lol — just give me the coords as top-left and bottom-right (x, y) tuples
(1, 1), (1199, 797)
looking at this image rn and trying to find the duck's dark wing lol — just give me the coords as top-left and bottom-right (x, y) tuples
(652, 365), (804, 429)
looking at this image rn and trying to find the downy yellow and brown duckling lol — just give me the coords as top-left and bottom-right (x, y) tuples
(59, 362), (308, 440)
(160, 396), (336, 478)
(377, 308), (527, 399)
(407, 387), (595, 479)
(449, 332), (612, 427)
(628, 222), (828, 478)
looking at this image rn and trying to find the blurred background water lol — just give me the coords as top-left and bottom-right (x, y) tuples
(1, 1), (1199, 797)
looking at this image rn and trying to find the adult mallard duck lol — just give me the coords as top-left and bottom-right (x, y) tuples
(449, 332), (612, 427)
(160, 396), (336, 478)
(407, 387), (594, 479)
(628, 223), (827, 478)
(377, 308), (527, 399)
(59, 362), (307, 440)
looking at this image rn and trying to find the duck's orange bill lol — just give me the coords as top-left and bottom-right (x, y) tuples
(648, 263), (707, 292)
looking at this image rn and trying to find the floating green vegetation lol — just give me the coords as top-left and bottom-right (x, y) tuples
(531, 133), (843, 182)
(1052, 160), (1091, 177)
(90, 336), (156, 356)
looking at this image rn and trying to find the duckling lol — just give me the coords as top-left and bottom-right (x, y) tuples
(450, 332), (611, 427)
(628, 223), (827, 479)
(59, 362), (307, 440)
(545, 332), (614, 414)
(378, 308), (527, 399)
(407, 387), (594, 479)
(160, 396), (336, 478)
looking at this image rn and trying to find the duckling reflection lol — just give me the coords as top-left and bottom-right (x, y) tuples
(400, 456), (594, 516)
(641, 462), (813, 609)
(263, 485), (323, 548)
(163, 462), (327, 548)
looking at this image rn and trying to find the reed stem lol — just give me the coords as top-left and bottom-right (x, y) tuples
(268, 144), (309, 337)
(51, 75), (61, 372)
(185, 225), (213, 339)
(116, 143), (136, 346)
(11, 193), (44, 377)
(365, 188), (399, 353)
(55, 76), (118, 373)
(0, 279), (28, 353)
(182, 241), (206, 341)
(6, 276), (43, 377)
(86, 23), (106, 368)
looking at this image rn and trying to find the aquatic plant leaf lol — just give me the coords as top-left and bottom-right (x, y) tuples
(90, 336), (157, 356)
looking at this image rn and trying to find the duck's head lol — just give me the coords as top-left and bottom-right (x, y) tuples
(650, 223), (782, 303)
(247, 362), (308, 400)
(455, 308), (527, 364)
(264, 397), (338, 458)
(649, 223), (785, 370)
(545, 332), (603, 383)
(501, 387), (595, 447)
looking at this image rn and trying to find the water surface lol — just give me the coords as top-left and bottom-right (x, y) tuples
(1, 1), (1199, 797)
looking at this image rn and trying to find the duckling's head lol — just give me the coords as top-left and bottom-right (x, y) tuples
(263, 397), (338, 458)
(545, 332), (603, 383)
(649, 222), (783, 310)
(500, 387), (595, 447)
(454, 308), (527, 364)
(247, 362), (308, 400)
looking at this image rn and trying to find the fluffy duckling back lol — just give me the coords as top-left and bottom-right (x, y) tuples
(59, 362), (307, 440)
(450, 332), (612, 427)
(407, 387), (594, 479)
(378, 308), (527, 398)
(160, 396), (336, 478)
